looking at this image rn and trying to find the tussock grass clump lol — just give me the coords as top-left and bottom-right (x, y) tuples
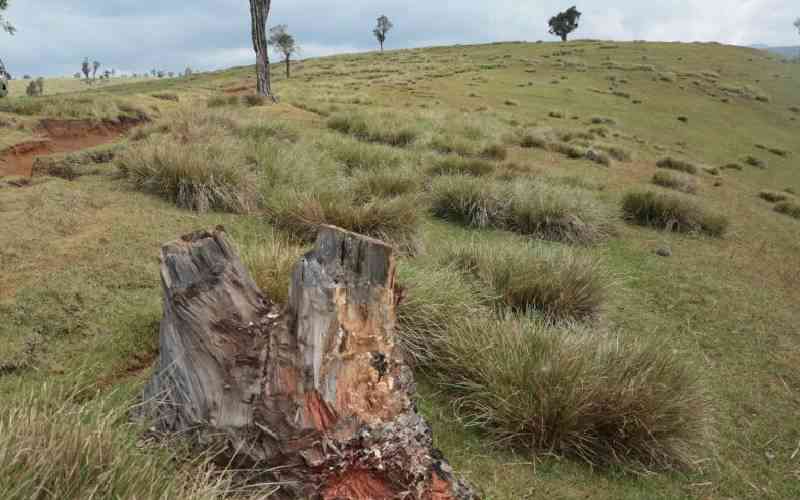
(429, 134), (476, 156)
(117, 111), (256, 213)
(429, 175), (509, 229)
(266, 190), (420, 253)
(597, 144), (632, 162)
(744, 155), (766, 168)
(430, 176), (611, 244)
(445, 242), (608, 321)
(239, 233), (305, 305)
(653, 171), (698, 194)
(480, 143), (508, 161)
(774, 201), (800, 219)
(429, 156), (495, 176)
(327, 112), (419, 147)
(417, 315), (710, 469)
(0, 388), (268, 500)
(518, 130), (548, 149)
(395, 263), (490, 366)
(351, 169), (420, 202)
(327, 137), (403, 172)
(721, 162), (743, 171)
(657, 157), (699, 175)
(622, 191), (729, 236)
(206, 95), (239, 108)
(758, 190), (789, 203)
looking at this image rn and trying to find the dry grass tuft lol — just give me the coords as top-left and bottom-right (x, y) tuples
(622, 190), (728, 236)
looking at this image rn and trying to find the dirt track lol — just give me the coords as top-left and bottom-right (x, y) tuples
(0, 117), (143, 178)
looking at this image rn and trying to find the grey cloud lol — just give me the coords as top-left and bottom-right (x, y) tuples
(2, 1), (798, 77)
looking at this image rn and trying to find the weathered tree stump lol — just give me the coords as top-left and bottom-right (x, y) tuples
(140, 225), (475, 499)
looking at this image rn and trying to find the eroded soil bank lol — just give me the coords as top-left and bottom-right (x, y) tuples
(0, 116), (144, 177)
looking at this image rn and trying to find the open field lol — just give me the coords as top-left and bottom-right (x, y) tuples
(1, 40), (800, 499)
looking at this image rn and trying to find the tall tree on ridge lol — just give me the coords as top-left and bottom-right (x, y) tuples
(373, 15), (393, 52)
(269, 24), (299, 79)
(548, 6), (582, 42)
(250, 0), (274, 99)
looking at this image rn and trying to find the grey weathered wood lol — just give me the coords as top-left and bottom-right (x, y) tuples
(141, 225), (475, 499)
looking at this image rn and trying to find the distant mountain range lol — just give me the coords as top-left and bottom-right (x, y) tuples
(750, 44), (800, 58)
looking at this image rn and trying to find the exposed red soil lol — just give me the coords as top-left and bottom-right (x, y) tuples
(0, 116), (145, 178)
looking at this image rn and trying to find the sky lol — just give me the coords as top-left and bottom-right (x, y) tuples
(1, 1), (798, 77)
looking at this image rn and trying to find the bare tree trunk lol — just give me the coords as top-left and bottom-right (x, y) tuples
(140, 226), (476, 499)
(285, 56), (290, 79)
(249, 0), (275, 100)
(0, 56), (10, 80)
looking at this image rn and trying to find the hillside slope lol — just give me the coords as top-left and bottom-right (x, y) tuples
(1, 41), (799, 499)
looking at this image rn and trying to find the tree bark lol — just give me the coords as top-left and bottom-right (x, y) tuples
(285, 56), (290, 79)
(140, 226), (476, 500)
(0, 56), (9, 80)
(249, 0), (274, 100)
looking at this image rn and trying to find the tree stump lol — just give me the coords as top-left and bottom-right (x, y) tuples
(140, 226), (476, 499)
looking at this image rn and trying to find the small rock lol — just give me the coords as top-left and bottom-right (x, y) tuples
(655, 246), (672, 257)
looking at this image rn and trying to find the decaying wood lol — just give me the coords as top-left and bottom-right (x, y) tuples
(141, 225), (476, 499)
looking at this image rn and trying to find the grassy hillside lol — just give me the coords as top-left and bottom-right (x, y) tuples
(1, 40), (799, 499)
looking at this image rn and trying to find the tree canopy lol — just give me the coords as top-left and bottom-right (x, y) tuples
(373, 15), (393, 52)
(269, 24), (299, 78)
(795, 17), (800, 35)
(0, 0), (14, 35)
(549, 6), (581, 42)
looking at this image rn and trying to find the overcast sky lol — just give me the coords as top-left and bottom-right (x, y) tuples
(1, 1), (798, 77)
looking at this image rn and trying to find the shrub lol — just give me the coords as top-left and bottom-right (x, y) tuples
(444, 242), (608, 321)
(656, 157), (699, 175)
(266, 190), (420, 253)
(423, 315), (710, 469)
(774, 201), (800, 219)
(429, 156), (495, 177)
(622, 191), (729, 236)
(758, 190), (789, 203)
(653, 171), (698, 194)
